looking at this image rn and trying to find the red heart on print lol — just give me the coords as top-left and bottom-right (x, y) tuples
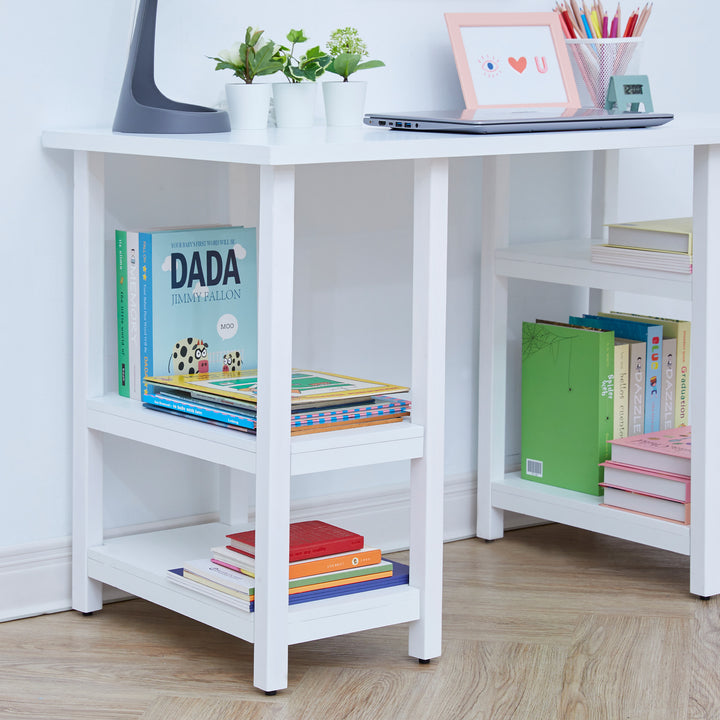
(508, 57), (527, 73)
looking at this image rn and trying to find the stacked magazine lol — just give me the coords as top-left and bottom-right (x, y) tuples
(142, 368), (411, 435)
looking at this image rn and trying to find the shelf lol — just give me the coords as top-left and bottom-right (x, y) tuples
(492, 473), (690, 555)
(495, 240), (692, 300)
(87, 394), (424, 476)
(88, 523), (420, 646)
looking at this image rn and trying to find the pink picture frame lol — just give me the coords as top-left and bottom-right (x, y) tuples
(445, 12), (580, 109)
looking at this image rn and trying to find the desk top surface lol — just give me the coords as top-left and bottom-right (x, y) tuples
(42, 113), (720, 166)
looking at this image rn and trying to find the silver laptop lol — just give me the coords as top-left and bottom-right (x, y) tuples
(363, 107), (673, 134)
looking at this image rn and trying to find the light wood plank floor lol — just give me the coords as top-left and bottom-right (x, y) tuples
(2, 524), (719, 720)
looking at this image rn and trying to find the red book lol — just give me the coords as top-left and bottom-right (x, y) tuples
(226, 520), (364, 562)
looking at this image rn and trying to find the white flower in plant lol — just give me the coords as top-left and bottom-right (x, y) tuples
(218, 42), (242, 65)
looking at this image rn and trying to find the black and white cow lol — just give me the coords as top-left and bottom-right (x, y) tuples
(222, 350), (242, 372)
(169, 337), (209, 374)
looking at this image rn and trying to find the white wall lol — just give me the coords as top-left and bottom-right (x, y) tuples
(1, 0), (717, 616)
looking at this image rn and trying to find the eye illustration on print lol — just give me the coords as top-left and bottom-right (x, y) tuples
(478, 55), (501, 77)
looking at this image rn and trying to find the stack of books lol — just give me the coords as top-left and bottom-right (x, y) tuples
(600, 426), (691, 524)
(592, 218), (693, 274)
(166, 520), (409, 611)
(142, 368), (411, 435)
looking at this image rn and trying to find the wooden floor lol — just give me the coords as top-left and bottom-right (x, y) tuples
(2, 524), (720, 720)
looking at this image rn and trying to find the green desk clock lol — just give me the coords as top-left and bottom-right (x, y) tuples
(605, 75), (654, 113)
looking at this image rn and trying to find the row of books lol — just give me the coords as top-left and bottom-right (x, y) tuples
(592, 217), (693, 274)
(165, 520), (409, 611)
(116, 225), (411, 435)
(520, 310), (690, 497)
(115, 225), (258, 401)
(600, 426), (691, 525)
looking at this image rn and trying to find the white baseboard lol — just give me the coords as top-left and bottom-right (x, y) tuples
(0, 474), (539, 622)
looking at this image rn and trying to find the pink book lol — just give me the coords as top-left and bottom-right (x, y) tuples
(600, 460), (690, 502)
(607, 426), (691, 476)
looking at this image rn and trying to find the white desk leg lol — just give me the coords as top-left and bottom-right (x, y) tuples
(253, 165), (295, 692)
(690, 144), (720, 598)
(218, 165), (261, 529)
(408, 157), (448, 662)
(72, 151), (105, 613)
(476, 156), (510, 540)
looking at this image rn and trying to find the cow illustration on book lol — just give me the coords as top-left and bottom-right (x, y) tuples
(169, 337), (209, 374)
(222, 350), (242, 372)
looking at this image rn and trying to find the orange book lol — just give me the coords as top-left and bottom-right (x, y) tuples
(212, 544), (383, 580)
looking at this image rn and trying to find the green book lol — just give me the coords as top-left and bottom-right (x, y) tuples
(521, 321), (614, 495)
(115, 230), (129, 398)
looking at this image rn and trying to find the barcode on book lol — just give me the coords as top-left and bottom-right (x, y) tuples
(526, 459), (543, 478)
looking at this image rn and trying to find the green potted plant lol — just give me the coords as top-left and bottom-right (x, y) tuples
(209, 27), (283, 129)
(323, 27), (385, 126)
(273, 29), (331, 128)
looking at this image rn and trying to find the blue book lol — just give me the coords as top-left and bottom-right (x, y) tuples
(167, 560), (409, 612)
(570, 314), (663, 432)
(139, 226), (257, 397)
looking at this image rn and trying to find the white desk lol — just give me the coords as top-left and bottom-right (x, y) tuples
(42, 113), (720, 694)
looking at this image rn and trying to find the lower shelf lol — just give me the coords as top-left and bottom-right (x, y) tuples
(86, 523), (421, 646)
(491, 473), (690, 555)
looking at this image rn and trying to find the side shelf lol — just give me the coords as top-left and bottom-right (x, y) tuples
(495, 239), (691, 300)
(492, 474), (690, 555)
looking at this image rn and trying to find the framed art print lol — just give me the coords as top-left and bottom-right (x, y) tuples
(445, 13), (580, 108)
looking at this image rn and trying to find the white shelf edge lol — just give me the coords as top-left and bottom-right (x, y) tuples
(495, 239), (692, 299)
(492, 473), (690, 555)
(87, 395), (424, 476)
(86, 523), (420, 646)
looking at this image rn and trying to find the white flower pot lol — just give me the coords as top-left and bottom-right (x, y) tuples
(322, 80), (367, 127)
(272, 82), (317, 128)
(225, 82), (271, 130)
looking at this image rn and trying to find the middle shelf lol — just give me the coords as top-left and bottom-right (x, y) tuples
(87, 394), (424, 476)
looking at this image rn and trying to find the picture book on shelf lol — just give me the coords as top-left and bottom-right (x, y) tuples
(132, 225), (258, 398)
(608, 426), (691, 475)
(166, 560), (410, 612)
(116, 229), (142, 398)
(144, 368), (409, 409)
(226, 520), (365, 562)
(600, 312), (690, 428)
(142, 385), (411, 436)
(600, 460), (690, 502)
(211, 544), (384, 580)
(571, 314), (663, 433)
(605, 217), (693, 254)
(521, 321), (614, 495)
(600, 484), (691, 524)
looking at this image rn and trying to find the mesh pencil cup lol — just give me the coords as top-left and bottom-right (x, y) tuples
(566, 38), (643, 109)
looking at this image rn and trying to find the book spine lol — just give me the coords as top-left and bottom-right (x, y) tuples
(126, 231), (141, 400)
(613, 342), (629, 439)
(288, 536), (365, 562)
(115, 230), (129, 398)
(140, 232), (153, 398)
(661, 338), (677, 430)
(288, 570), (393, 594)
(644, 327), (663, 433)
(675, 322), (691, 427)
(628, 342), (646, 436)
(143, 392), (257, 430)
(598, 332), (615, 478)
